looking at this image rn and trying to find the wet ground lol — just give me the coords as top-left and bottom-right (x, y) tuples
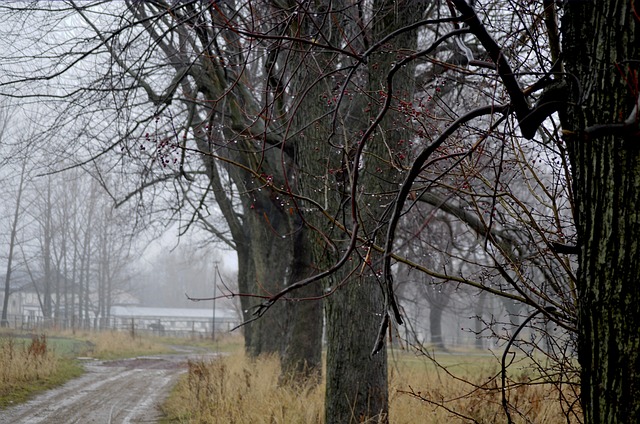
(0, 347), (216, 424)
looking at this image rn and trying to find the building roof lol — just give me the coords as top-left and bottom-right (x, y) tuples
(110, 305), (237, 320)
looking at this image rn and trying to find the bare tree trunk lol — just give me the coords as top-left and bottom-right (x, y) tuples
(81, 183), (97, 328)
(191, 116), (321, 365)
(242, 199), (291, 357)
(42, 177), (53, 320)
(474, 290), (487, 350)
(280, 221), (323, 381)
(429, 304), (445, 350)
(1, 160), (27, 327)
(70, 234), (78, 329)
(292, 0), (425, 419)
(562, 2), (640, 422)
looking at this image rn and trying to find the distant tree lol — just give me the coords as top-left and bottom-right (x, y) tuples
(1, 158), (28, 327)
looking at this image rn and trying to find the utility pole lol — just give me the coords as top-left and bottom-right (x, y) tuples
(212, 262), (219, 341)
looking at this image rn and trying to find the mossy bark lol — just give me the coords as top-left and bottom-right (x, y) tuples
(561, 2), (640, 422)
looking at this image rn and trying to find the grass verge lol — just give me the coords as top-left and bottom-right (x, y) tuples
(0, 334), (84, 409)
(0, 329), (185, 409)
(69, 330), (172, 360)
(161, 349), (579, 423)
(161, 352), (324, 423)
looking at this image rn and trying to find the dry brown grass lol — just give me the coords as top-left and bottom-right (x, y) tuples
(89, 330), (167, 358)
(0, 329), (182, 410)
(67, 329), (171, 359)
(0, 335), (59, 399)
(162, 352), (324, 423)
(387, 352), (579, 423)
(162, 350), (579, 424)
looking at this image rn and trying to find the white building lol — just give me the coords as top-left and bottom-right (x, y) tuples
(109, 305), (240, 336)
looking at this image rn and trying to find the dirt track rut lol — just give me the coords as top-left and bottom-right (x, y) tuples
(0, 349), (213, 424)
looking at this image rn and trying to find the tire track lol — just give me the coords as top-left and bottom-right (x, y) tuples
(0, 352), (208, 424)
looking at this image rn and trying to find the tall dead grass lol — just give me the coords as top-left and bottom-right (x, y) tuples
(0, 335), (58, 396)
(91, 330), (166, 357)
(70, 330), (170, 359)
(162, 351), (579, 423)
(163, 353), (324, 423)
(387, 355), (579, 423)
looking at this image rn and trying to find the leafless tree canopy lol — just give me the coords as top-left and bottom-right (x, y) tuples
(1, 0), (639, 422)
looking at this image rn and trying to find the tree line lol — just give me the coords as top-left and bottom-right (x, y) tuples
(0, 140), (137, 328)
(0, 1), (638, 423)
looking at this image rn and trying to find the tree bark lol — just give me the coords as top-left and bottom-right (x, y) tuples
(242, 195), (292, 357)
(474, 290), (486, 350)
(192, 117), (322, 370)
(292, 0), (426, 420)
(429, 304), (445, 350)
(1, 160), (27, 327)
(324, 270), (389, 423)
(280, 218), (323, 382)
(42, 177), (53, 320)
(561, 2), (640, 422)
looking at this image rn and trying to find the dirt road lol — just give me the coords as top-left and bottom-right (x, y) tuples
(0, 349), (213, 424)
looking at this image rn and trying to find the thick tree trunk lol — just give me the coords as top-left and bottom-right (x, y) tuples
(238, 191), (323, 377)
(429, 304), (445, 350)
(325, 271), (389, 422)
(294, 0), (424, 420)
(231, 171), (322, 370)
(108, 1), (324, 375)
(242, 197), (291, 357)
(280, 221), (323, 382)
(562, 2), (640, 422)
(192, 115), (322, 373)
(292, 41), (391, 420)
(290, 24), (393, 423)
(235, 245), (255, 351)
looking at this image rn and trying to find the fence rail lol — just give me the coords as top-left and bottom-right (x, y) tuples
(1, 314), (238, 338)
